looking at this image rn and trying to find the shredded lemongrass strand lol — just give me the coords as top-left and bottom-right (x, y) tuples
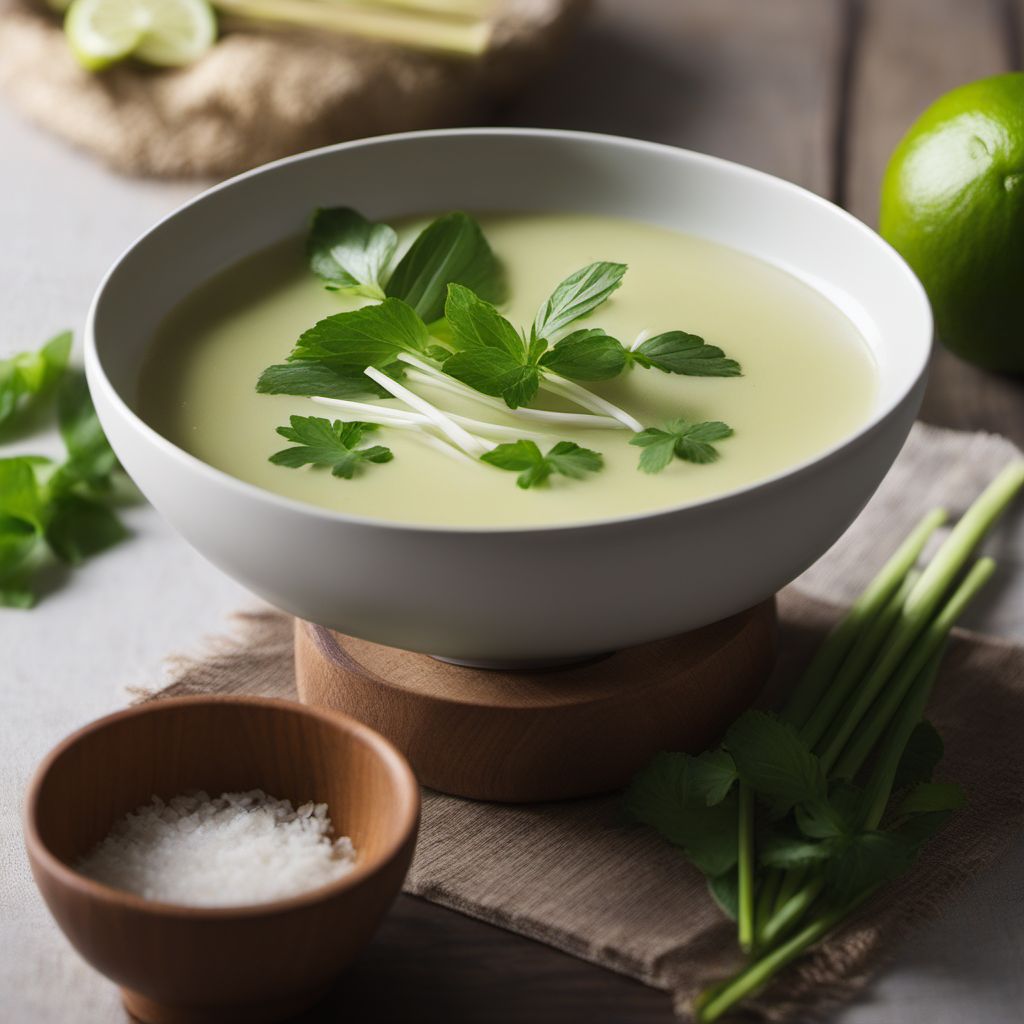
(363, 367), (493, 457)
(398, 355), (625, 429)
(411, 431), (479, 465)
(540, 374), (644, 433)
(630, 328), (652, 351)
(310, 395), (552, 441)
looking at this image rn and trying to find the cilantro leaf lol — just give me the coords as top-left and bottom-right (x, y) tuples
(538, 329), (628, 381)
(45, 494), (127, 565)
(269, 417), (393, 480)
(56, 372), (118, 491)
(256, 362), (393, 401)
(532, 262), (626, 341)
(633, 331), (741, 377)
(0, 331), (71, 427)
(480, 439), (603, 489)
(725, 711), (827, 810)
(893, 720), (944, 790)
(625, 751), (740, 876)
(386, 212), (504, 322)
(630, 419), (734, 473)
(289, 299), (429, 370)
(307, 207), (397, 298)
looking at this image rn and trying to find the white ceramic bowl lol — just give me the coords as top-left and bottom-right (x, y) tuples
(86, 129), (931, 664)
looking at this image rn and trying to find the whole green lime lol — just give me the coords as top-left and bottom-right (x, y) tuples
(880, 72), (1024, 374)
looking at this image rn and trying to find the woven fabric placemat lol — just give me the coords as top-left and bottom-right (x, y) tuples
(144, 422), (1024, 1021)
(0, 0), (588, 178)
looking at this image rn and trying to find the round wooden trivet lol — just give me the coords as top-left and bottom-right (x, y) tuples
(294, 600), (776, 802)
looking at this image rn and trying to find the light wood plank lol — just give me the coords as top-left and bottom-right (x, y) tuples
(500, 0), (845, 195)
(845, 0), (1024, 446)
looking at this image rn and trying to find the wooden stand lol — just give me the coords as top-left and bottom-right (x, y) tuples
(295, 601), (776, 802)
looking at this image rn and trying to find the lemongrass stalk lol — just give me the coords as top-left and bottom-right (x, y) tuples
(818, 463), (1024, 768)
(737, 784), (756, 954)
(364, 367), (492, 457)
(783, 510), (946, 729)
(213, 0), (491, 57)
(758, 876), (824, 949)
(310, 395), (552, 441)
(832, 558), (995, 779)
(697, 890), (873, 1023)
(754, 871), (783, 947)
(398, 357), (625, 430)
(772, 865), (807, 917)
(800, 569), (920, 749)
(861, 645), (945, 831)
(540, 374), (645, 433)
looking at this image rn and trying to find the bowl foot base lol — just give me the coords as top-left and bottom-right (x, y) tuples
(295, 600), (776, 802)
(121, 985), (329, 1024)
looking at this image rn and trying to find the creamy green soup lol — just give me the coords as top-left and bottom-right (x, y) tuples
(139, 213), (877, 528)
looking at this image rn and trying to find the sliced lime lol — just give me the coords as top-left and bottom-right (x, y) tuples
(64, 0), (216, 72)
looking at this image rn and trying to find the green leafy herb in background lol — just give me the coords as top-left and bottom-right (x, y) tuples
(480, 439), (603, 489)
(0, 336), (130, 608)
(270, 416), (393, 479)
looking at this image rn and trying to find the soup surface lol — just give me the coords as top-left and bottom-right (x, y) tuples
(139, 213), (878, 528)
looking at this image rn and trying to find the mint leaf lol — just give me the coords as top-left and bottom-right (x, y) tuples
(269, 417), (393, 480)
(481, 439), (602, 489)
(289, 299), (429, 370)
(725, 711), (827, 810)
(0, 515), (39, 604)
(443, 284), (538, 407)
(307, 207), (397, 298)
(0, 457), (49, 531)
(532, 262), (626, 341)
(689, 749), (738, 806)
(56, 372), (118, 490)
(634, 331), (741, 377)
(0, 331), (72, 427)
(538, 329), (628, 381)
(386, 212), (504, 322)
(631, 419), (734, 474)
(257, 362), (393, 400)
(625, 751), (740, 876)
(895, 781), (966, 817)
(46, 494), (127, 565)
(893, 720), (944, 790)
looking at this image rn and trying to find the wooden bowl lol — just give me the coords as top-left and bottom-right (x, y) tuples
(23, 696), (420, 1024)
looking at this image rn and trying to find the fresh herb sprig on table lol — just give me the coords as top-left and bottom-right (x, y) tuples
(626, 463), (1024, 1021)
(0, 335), (130, 608)
(258, 206), (741, 486)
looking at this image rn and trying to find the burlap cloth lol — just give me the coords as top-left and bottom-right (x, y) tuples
(143, 422), (1024, 1022)
(0, 0), (588, 178)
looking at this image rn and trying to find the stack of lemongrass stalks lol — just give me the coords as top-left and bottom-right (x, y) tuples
(213, 0), (498, 57)
(628, 462), (1024, 1022)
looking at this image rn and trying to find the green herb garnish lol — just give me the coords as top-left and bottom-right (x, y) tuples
(480, 439), (603, 489)
(0, 331), (71, 428)
(269, 416), (393, 479)
(630, 420), (734, 473)
(625, 463), (1024, 1021)
(0, 358), (129, 608)
(307, 207), (398, 300)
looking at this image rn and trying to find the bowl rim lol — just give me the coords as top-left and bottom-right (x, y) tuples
(86, 127), (933, 536)
(23, 695), (421, 920)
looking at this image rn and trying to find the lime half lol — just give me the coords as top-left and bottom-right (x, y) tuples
(65, 0), (217, 71)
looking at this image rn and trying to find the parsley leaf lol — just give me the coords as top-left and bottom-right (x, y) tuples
(269, 417), (393, 479)
(307, 207), (397, 298)
(725, 711), (827, 810)
(0, 331), (71, 428)
(538, 329), (628, 381)
(442, 284), (539, 408)
(256, 362), (393, 401)
(289, 299), (429, 370)
(386, 212), (504, 322)
(56, 372), (118, 491)
(632, 331), (741, 377)
(532, 262), (626, 341)
(480, 439), (603, 489)
(630, 419), (734, 473)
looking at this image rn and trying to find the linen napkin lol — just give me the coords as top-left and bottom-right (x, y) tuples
(145, 422), (1024, 1021)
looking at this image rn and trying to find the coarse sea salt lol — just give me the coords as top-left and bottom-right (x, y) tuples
(76, 789), (357, 907)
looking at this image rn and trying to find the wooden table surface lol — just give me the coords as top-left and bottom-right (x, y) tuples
(325, 2), (1023, 1021)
